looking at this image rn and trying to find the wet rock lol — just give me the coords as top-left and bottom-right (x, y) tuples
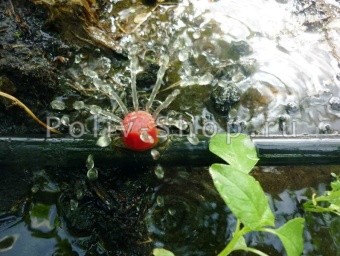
(241, 83), (275, 109)
(215, 61), (255, 82)
(210, 83), (240, 115)
(286, 102), (299, 114)
(28, 203), (58, 234)
(318, 122), (333, 134)
(229, 40), (253, 59)
(329, 97), (340, 111)
(336, 73), (340, 81)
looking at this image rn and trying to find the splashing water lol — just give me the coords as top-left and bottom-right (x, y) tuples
(51, 0), (340, 146)
(58, 45), (183, 150)
(107, 0), (340, 135)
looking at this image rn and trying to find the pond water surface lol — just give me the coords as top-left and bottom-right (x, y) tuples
(1, 0), (340, 255)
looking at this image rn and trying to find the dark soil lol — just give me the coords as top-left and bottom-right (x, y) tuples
(0, 0), (73, 134)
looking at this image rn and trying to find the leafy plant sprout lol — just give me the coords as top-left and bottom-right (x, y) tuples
(74, 47), (180, 151)
(208, 134), (305, 256)
(303, 172), (340, 216)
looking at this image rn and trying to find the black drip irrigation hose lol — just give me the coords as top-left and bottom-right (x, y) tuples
(0, 135), (339, 169)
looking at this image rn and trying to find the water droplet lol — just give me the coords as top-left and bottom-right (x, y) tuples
(130, 55), (139, 72)
(50, 100), (65, 110)
(140, 130), (155, 144)
(93, 77), (105, 89)
(96, 135), (112, 147)
(198, 72), (214, 85)
(159, 54), (170, 66)
(154, 164), (164, 179)
(89, 105), (102, 115)
(193, 31), (201, 39)
(178, 171), (189, 179)
(70, 199), (78, 211)
(157, 129), (169, 143)
(151, 149), (160, 160)
(73, 101), (85, 110)
(175, 119), (189, 130)
(101, 111), (122, 123)
(102, 84), (113, 94)
(60, 115), (70, 126)
(74, 55), (82, 64)
(86, 154), (94, 170)
(134, 12), (148, 24)
(168, 208), (176, 216)
(98, 57), (111, 74)
(83, 67), (98, 78)
(129, 45), (139, 55)
(76, 189), (84, 200)
(156, 195), (164, 207)
(31, 184), (39, 193)
(178, 50), (189, 62)
(187, 134), (199, 145)
(87, 167), (98, 181)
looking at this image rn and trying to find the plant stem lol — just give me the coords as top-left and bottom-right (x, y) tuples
(0, 91), (61, 134)
(235, 247), (269, 256)
(218, 226), (250, 256)
(235, 219), (241, 233)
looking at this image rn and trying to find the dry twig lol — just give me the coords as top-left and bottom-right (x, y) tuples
(0, 91), (61, 134)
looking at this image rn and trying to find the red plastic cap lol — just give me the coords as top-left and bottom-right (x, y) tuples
(122, 111), (158, 151)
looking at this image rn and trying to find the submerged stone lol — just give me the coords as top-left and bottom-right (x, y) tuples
(329, 97), (340, 111)
(286, 102), (299, 114)
(210, 83), (240, 115)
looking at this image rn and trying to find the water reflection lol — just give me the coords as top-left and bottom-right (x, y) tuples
(0, 166), (339, 255)
(145, 166), (340, 255)
(145, 167), (233, 255)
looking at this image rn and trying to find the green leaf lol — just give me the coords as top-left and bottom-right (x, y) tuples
(317, 190), (340, 205)
(153, 248), (175, 256)
(263, 218), (305, 256)
(233, 236), (247, 250)
(209, 164), (274, 229)
(30, 203), (51, 219)
(331, 177), (340, 191)
(304, 190), (340, 215)
(209, 133), (259, 173)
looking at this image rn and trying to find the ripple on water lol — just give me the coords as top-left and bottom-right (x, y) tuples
(145, 167), (233, 255)
(188, 0), (340, 134)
